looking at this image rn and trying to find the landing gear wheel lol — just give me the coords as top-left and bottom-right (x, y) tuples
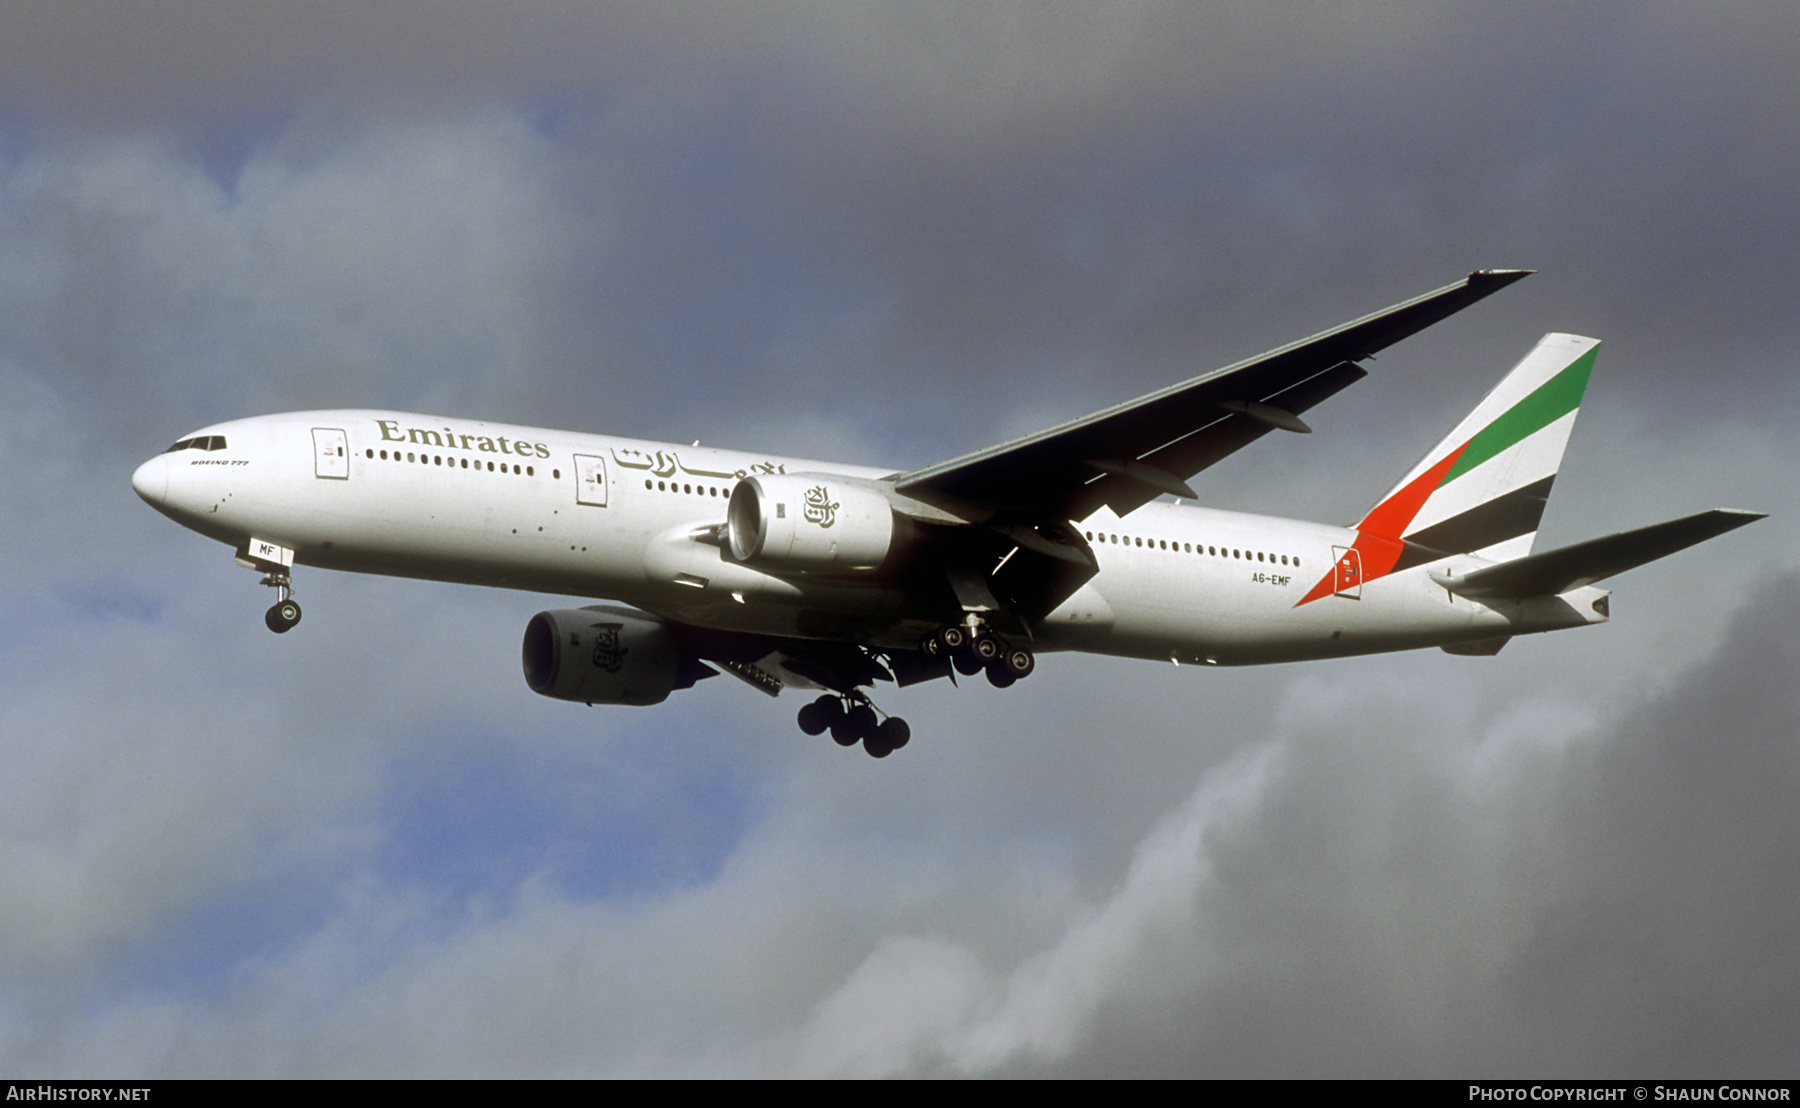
(844, 703), (877, 741)
(806, 699), (850, 745)
(798, 696), (839, 736)
(876, 717), (910, 751)
(937, 625), (968, 653)
(985, 663), (1016, 689)
(972, 632), (1002, 663)
(265, 599), (302, 634)
(952, 652), (983, 677)
(1004, 647), (1035, 679)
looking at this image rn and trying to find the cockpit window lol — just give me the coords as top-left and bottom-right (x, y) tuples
(162, 435), (227, 453)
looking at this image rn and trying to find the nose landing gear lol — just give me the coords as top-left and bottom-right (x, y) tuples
(261, 571), (302, 634)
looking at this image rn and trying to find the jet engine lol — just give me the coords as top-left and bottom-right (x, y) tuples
(726, 474), (908, 574)
(522, 606), (704, 706)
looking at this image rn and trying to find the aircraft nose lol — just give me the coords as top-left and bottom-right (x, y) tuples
(131, 455), (168, 505)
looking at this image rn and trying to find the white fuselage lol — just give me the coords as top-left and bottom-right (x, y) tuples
(132, 410), (1606, 665)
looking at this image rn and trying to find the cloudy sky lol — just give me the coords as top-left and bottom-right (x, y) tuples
(1, 2), (1795, 1077)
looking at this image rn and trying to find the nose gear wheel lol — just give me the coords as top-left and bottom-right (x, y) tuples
(259, 570), (302, 633)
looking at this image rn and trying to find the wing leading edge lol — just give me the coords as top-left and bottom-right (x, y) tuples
(893, 270), (1533, 522)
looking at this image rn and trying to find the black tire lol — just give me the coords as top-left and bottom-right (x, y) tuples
(265, 600), (301, 634)
(973, 633), (1001, 662)
(1005, 648), (1035, 679)
(985, 663), (1016, 689)
(845, 704), (877, 740)
(952, 652), (982, 677)
(876, 717), (910, 751)
(938, 625), (967, 653)
(797, 700), (828, 736)
(826, 699), (858, 746)
(864, 733), (893, 758)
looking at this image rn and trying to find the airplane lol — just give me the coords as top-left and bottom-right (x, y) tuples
(131, 270), (1762, 758)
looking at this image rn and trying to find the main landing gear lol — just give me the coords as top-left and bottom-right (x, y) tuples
(924, 621), (1035, 689)
(796, 694), (912, 759)
(261, 570), (302, 634)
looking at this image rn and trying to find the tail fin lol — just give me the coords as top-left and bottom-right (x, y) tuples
(1298, 334), (1598, 605)
(1367, 332), (1597, 561)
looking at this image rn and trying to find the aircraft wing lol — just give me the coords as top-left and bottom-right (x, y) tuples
(893, 270), (1532, 521)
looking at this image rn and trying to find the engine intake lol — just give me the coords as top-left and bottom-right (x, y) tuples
(727, 473), (902, 573)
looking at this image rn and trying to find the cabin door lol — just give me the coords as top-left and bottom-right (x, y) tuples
(1331, 545), (1362, 599)
(312, 428), (349, 479)
(574, 454), (609, 506)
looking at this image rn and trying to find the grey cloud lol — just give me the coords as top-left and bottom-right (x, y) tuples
(1, 0), (1796, 1079)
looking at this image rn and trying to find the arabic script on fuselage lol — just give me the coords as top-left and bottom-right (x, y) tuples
(609, 447), (787, 481)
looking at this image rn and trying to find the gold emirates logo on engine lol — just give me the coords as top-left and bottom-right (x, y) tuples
(803, 485), (839, 528)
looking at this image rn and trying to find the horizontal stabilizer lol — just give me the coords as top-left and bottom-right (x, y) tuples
(1431, 509), (1764, 599)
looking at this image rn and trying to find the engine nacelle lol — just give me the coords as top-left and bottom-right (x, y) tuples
(727, 473), (902, 573)
(522, 606), (688, 706)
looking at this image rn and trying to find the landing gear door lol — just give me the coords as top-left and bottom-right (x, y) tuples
(1332, 545), (1362, 599)
(312, 428), (349, 479)
(574, 454), (608, 507)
